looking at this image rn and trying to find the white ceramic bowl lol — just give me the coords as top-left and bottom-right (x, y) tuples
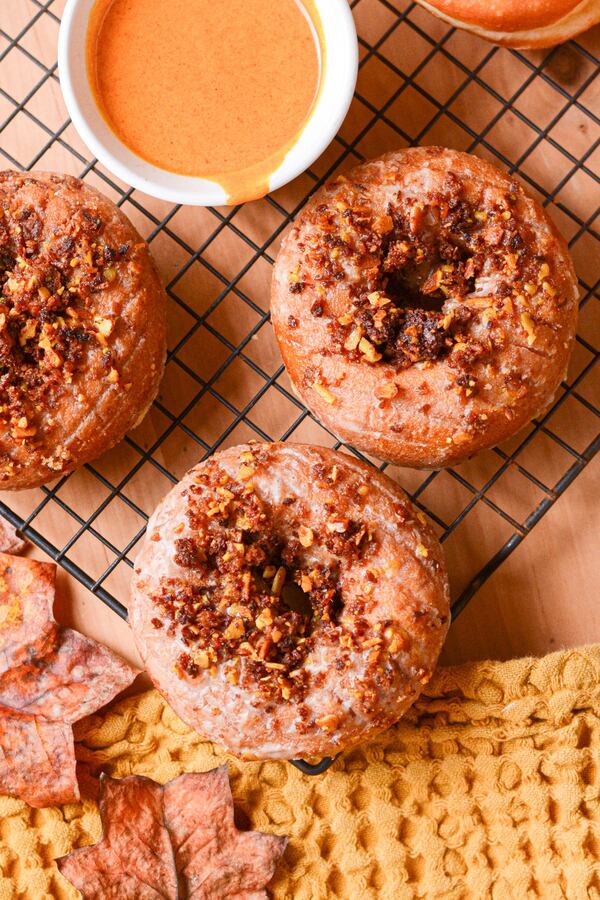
(58, 0), (358, 206)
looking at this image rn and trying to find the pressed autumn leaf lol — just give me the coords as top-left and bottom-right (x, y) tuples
(0, 514), (26, 554)
(0, 552), (136, 807)
(57, 767), (288, 899)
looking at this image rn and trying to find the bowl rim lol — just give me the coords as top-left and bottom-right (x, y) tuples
(58, 0), (359, 207)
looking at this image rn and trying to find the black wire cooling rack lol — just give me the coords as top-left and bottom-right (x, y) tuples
(1, 0), (599, 773)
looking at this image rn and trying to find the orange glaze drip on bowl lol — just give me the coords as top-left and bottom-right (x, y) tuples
(86, 0), (324, 203)
(86, 0), (324, 204)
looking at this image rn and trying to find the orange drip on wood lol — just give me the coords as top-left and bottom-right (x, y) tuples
(86, 0), (324, 204)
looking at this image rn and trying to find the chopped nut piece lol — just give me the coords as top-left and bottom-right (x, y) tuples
(520, 312), (536, 345)
(452, 431), (470, 444)
(312, 383), (336, 404)
(107, 368), (119, 383)
(271, 566), (286, 597)
(358, 337), (382, 363)
(416, 543), (429, 558)
(315, 714), (338, 732)
(11, 417), (37, 438)
(367, 291), (390, 307)
(375, 381), (398, 400)
(45, 347), (63, 369)
(362, 637), (382, 649)
(225, 665), (240, 685)
(442, 310), (454, 330)
(223, 618), (245, 641)
(194, 651), (210, 670)
(237, 464), (255, 481)
(300, 575), (313, 593)
(374, 214), (394, 235)
(94, 316), (114, 337)
(228, 603), (252, 619)
(344, 326), (363, 351)
(19, 320), (37, 346)
(326, 520), (347, 533)
(298, 525), (314, 548)
(255, 608), (273, 631)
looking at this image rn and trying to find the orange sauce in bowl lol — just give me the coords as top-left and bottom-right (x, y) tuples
(86, 0), (324, 204)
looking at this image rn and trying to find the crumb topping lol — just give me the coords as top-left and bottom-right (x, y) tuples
(148, 447), (435, 705)
(0, 175), (134, 449)
(287, 168), (562, 397)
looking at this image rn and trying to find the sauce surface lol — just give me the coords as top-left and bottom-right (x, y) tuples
(87, 0), (323, 203)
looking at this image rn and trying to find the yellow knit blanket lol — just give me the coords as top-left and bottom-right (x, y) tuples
(2, 645), (600, 899)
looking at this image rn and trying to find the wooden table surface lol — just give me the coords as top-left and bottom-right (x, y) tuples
(1, 0), (599, 675)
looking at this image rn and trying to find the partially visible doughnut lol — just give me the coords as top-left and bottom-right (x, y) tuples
(0, 171), (166, 489)
(413, 0), (600, 48)
(130, 443), (450, 760)
(271, 147), (578, 469)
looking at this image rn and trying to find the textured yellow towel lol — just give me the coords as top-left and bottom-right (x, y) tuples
(1, 645), (600, 899)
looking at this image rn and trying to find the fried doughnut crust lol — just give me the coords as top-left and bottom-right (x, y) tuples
(271, 147), (578, 468)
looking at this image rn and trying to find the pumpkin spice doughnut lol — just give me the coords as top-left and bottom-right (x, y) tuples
(130, 443), (450, 760)
(0, 171), (167, 489)
(271, 147), (579, 469)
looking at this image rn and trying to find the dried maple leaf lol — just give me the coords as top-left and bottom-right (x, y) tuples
(0, 514), (26, 554)
(0, 552), (137, 807)
(57, 767), (288, 899)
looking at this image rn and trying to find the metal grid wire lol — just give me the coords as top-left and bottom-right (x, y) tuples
(0, 0), (599, 633)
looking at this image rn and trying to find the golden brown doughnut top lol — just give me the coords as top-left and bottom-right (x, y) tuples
(0, 171), (166, 487)
(0, 173), (132, 438)
(272, 148), (578, 468)
(288, 163), (562, 383)
(131, 444), (450, 758)
(147, 446), (432, 705)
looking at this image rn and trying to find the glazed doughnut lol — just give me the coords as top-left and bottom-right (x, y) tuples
(271, 147), (578, 469)
(412, 0), (600, 48)
(0, 171), (166, 489)
(130, 443), (450, 760)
